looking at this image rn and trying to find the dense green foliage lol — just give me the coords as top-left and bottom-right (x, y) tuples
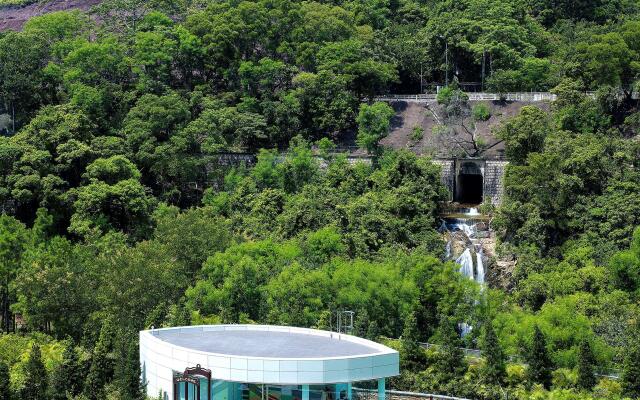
(577, 339), (597, 391)
(527, 326), (553, 389)
(0, 0), (640, 399)
(481, 321), (506, 385)
(622, 335), (640, 398)
(20, 344), (47, 400)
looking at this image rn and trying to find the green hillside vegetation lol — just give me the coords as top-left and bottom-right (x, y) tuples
(0, 0), (640, 399)
(0, 0), (35, 6)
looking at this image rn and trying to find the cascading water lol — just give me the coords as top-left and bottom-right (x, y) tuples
(455, 248), (474, 280)
(442, 206), (488, 336)
(475, 250), (485, 285)
(442, 209), (486, 285)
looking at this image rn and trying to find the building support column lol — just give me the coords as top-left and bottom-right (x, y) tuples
(302, 385), (310, 400)
(377, 379), (385, 400)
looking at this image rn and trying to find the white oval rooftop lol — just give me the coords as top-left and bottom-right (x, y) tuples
(140, 325), (400, 391)
(147, 324), (395, 359)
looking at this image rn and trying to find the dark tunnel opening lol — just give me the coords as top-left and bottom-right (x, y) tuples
(455, 162), (484, 205)
(457, 173), (484, 204)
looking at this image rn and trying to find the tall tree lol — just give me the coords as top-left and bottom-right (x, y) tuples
(50, 343), (84, 400)
(0, 361), (10, 400)
(622, 336), (640, 399)
(400, 310), (426, 372)
(526, 325), (553, 389)
(481, 321), (506, 385)
(435, 321), (467, 382)
(84, 320), (117, 399)
(576, 338), (596, 391)
(20, 344), (48, 400)
(0, 215), (27, 333)
(353, 308), (371, 339)
(114, 336), (145, 400)
(496, 106), (551, 165)
(13, 237), (95, 339)
(356, 102), (395, 155)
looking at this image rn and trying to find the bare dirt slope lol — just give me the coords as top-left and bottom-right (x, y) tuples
(0, 0), (101, 31)
(380, 100), (550, 158)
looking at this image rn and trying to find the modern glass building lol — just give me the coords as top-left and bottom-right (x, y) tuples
(140, 325), (400, 400)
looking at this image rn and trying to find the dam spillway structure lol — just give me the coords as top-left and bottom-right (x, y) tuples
(433, 158), (508, 206)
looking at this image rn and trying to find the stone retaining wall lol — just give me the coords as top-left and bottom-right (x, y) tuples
(432, 160), (455, 201)
(483, 161), (509, 205)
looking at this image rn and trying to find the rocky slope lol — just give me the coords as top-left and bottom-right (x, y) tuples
(380, 100), (550, 159)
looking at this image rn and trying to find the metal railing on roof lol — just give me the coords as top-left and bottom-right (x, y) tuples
(353, 387), (470, 400)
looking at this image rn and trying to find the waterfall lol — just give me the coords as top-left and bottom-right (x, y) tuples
(456, 248), (474, 280)
(448, 219), (476, 238)
(475, 250), (485, 285)
(442, 212), (486, 287)
(442, 208), (488, 338)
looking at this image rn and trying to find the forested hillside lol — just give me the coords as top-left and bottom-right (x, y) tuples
(1, 0), (640, 399)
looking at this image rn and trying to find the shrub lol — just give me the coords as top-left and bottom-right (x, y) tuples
(505, 364), (527, 387)
(410, 126), (424, 141)
(479, 200), (496, 215)
(432, 124), (448, 136)
(316, 137), (336, 158)
(552, 368), (577, 389)
(593, 378), (623, 399)
(437, 87), (469, 105)
(437, 87), (453, 104)
(473, 103), (491, 121)
(0, 0), (36, 6)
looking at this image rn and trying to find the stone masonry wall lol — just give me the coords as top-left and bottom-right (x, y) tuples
(483, 160), (509, 205)
(432, 159), (455, 201)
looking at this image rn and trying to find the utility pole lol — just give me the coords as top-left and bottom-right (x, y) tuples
(445, 41), (449, 87)
(489, 52), (493, 76)
(438, 35), (449, 87)
(481, 49), (486, 91)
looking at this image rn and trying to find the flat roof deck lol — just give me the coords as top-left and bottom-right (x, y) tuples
(155, 329), (383, 358)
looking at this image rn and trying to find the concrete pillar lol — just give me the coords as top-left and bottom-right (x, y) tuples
(302, 385), (310, 400)
(377, 379), (385, 400)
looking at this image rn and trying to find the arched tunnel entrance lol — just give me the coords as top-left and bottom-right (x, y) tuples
(455, 161), (484, 204)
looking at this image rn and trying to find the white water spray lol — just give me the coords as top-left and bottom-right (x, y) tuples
(443, 209), (486, 287)
(442, 207), (488, 337)
(475, 250), (485, 285)
(456, 248), (475, 280)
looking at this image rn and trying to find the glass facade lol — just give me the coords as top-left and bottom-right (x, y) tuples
(175, 380), (351, 400)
